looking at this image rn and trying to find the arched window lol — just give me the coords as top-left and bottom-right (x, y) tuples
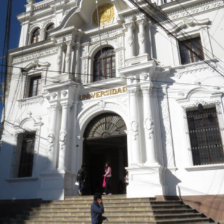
(45, 23), (54, 40)
(31, 28), (40, 44)
(93, 47), (115, 81)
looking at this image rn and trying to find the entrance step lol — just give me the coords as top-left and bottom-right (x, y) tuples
(0, 195), (217, 224)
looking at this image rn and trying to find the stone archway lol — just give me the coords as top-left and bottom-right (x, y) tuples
(83, 112), (127, 195)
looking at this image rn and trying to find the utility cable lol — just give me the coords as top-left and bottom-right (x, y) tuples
(127, 0), (224, 78)
(1, 0), (12, 132)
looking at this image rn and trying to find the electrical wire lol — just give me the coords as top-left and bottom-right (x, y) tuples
(130, 0), (224, 76)
(1, 0), (12, 130)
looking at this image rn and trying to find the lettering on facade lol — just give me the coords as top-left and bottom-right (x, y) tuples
(80, 86), (127, 101)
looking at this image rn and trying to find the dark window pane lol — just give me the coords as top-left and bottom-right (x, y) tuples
(28, 76), (41, 97)
(93, 47), (115, 81)
(31, 28), (40, 44)
(45, 23), (54, 40)
(18, 132), (35, 177)
(187, 107), (224, 165)
(179, 37), (204, 65)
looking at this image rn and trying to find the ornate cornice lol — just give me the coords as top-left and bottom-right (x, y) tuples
(12, 46), (58, 64)
(166, 0), (224, 21)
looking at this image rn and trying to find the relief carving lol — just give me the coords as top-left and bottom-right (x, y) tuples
(131, 121), (139, 140)
(144, 117), (154, 139)
(59, 131), (67, 143)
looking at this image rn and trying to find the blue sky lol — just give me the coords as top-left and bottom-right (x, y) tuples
(0, 0), (42, 120)
(0, 0), (42, 52)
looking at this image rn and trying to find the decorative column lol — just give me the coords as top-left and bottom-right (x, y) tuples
(65, 41), (72, 74)
(141, 82), (158, 166)
(75, 36), (81, 81)
(57, 44), (63, 75)
(124, 17), (135, 58)
(58, 90), (71, 171)
(137, 15), (147, 55)
(128, 86), (141, 165)
(47, 93), (59, 170)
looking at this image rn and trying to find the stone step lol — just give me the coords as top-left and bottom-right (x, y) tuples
(27, 207), (195, 215)
(6, 218), (214, 224)
(2, 221), (215, 224)
(38, 202), (153, 209)
(154, 217), (214, 223)
(44, 198), (152, 205)
(29, 206), (152, 213)
(0, 196), (216, 224)
(22, 212), (203, 220)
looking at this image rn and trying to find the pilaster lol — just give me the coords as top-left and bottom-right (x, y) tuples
(65, 41), (72, 75)
(136, 15), (147, 56)
(57, 44), (63, 75)
(141, 82), (158, 166)
(47, 92), (60, 170)
(127, 86), (142, 165)
(124, 17), (135, 59)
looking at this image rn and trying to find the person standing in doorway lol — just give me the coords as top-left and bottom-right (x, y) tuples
(103, 162), (112, 195)
(77, 164), (87, 195)
(91, 193), (105, 224)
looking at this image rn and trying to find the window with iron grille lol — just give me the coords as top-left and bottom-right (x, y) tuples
(179, 37), (204, 65)
(17, 132), (35, 178)
(93, 47), (115, 82)
(28, 75), (41, 97)
(187, 107), (224, 165)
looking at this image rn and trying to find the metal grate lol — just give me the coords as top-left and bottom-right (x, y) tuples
(187, 107), (224, 165)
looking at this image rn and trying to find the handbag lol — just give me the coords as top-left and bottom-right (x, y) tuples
(102, 176), (106, 188)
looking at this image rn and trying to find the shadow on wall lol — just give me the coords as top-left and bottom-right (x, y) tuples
(0, 141), (64, 201)
(164, 169), (181, 196)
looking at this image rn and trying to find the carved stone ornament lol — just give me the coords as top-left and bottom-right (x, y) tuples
(144, 118), (154, 139)
(98, 100), (106, 109)
(13, 47), (58, 65)
(169, 1), (224, 20)
(130, 120), (139, 140)
(48, 133), (55, 144)
(62, 90), (68, 98)
(60, 131), (67, 143)
(131, 121), (138, 132)
(51, 92), (58, 100)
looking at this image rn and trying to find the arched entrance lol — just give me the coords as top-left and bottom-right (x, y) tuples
(83, 113), (127, 195)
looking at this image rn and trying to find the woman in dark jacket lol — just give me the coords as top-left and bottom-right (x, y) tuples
(91, 194), (104, 224)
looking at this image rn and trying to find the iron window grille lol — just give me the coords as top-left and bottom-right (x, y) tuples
(187, 107), (224, 165)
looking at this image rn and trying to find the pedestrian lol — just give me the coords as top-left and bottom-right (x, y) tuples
(124, 170), (129, 185)
(103, 162), (112, 195)
(91, 193), (105, 224)
(76, 164), (87, 195)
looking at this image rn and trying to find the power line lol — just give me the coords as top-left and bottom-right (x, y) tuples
(1, 63), (224, 92)
(126, 0), (224, 78)
(1, 0), (12, 128)
(170, 0), (224, 66)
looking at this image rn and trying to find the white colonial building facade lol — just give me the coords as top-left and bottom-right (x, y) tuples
(0, 0), (224, 208)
